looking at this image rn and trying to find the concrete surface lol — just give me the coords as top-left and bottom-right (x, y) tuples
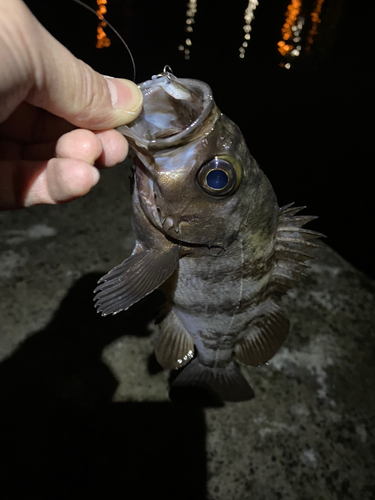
(0, 160), (374, 500)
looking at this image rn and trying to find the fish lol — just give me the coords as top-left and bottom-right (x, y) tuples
(94, 66), (323, 402)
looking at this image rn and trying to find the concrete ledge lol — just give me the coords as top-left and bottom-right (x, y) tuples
(0, 161), (374, 499)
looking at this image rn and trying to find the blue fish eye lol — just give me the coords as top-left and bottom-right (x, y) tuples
(206, 169), (229, 190)
(197, 156), (242, 197)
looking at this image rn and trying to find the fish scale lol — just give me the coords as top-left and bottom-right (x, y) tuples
(170, 237), (277, 367)
(94, 67), (322, 402)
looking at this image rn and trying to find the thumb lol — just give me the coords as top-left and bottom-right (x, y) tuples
(3, 0), (143, 130)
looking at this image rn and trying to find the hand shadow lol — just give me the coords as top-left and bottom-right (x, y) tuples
(0, 274), (207, 500)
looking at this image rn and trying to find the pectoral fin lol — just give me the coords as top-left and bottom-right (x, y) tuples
(94, 246), (179, 316)
(234, 299), (289, 366)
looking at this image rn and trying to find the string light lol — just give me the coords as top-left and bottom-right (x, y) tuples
(306, 0), (325, 52)
(277, 0), (304, 68)
(178, 0), (197, 60)
(239, 0), (259, 59)
(96, 0), (111, 48)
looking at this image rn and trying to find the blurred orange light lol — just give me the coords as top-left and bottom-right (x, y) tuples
(96, 0), (110, 48)
(278, 0), (302, 56)
(306, 0), (325, 50)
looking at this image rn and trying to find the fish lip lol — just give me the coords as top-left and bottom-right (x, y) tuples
(164, 233), (224, 250)
(118, 75), (217, 151)
(136, 182), (219, 249)
(140, 76), (215, 150)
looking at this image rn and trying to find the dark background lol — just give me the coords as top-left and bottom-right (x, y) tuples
(25, 0), (374, 278)
(0, 274), (208, 499)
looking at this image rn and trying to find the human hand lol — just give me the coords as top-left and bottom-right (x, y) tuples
(0, 0), (142, 210)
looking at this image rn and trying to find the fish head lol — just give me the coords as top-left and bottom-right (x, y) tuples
(118, 69), (276, 249)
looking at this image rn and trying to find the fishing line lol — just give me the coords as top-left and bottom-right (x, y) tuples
(72, 0), (136, 82)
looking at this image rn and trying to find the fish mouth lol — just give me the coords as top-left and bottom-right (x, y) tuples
(137, 177), (222, 249)
(122, 68), (228, 250)
(118, 69), (217, 152)
(134, 157), (193, 238)
(164, 232), (225, 250)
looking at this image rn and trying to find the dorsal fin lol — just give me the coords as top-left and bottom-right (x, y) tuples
(270, 203), (324, 300)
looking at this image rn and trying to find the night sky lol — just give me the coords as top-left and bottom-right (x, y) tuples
(24, 0), (374, 278)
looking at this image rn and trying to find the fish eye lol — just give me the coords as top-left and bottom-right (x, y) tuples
(197, 155), (242, 197)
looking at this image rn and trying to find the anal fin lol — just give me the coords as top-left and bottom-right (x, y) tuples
(94, 246), (179, 316)
(155, 309), (194, 369)
(234, 299), (289, 366)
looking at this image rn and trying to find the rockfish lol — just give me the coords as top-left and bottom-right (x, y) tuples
(94, 67), (322, 402)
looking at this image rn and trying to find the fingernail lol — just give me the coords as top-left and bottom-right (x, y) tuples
(105, 77), (143, 116)
(92, 166), (100, 185)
